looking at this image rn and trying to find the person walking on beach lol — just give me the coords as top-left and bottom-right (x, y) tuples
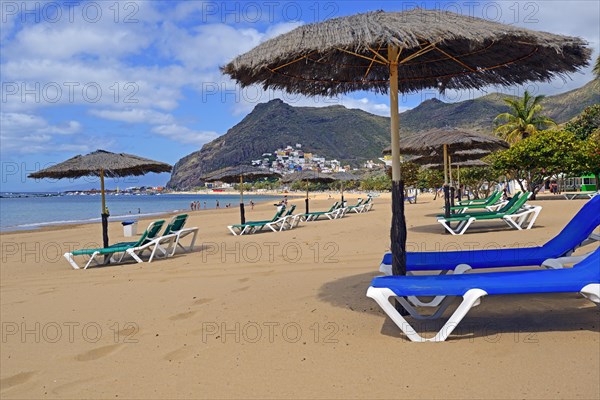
(250, 200), (254, 210)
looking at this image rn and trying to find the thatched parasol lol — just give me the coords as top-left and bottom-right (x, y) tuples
(28, 150), (172, 248)
(281, 170), (336, 213)
(331, 171), (359, 204)
(203, 166), (281, 224)
(222, 8), (590, 280)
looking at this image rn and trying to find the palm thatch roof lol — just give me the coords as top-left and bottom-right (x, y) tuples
(28, 150), (172, 179)
(332, 171), (360, 181)
(223, 9), (590, 96)
(382, 129), (508, 156)
(422, 159), (488, 170)
(203, 166), (281, 184)
(281, 170), (336, 184)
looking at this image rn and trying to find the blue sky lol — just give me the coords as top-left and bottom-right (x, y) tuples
(1, 0), (598, 191)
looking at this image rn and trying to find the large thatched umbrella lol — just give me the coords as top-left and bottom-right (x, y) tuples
(28, 150), (172, 248)
(332, 171), (359, 204)
(203, 166), (281, 224)
(222, 8), (590, 279)
(281, 170), (336, 213)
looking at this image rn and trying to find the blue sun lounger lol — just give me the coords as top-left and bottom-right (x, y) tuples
(367, 248), (600, 342)
(379, 196), (600, 307)
(380, 195), (600, 274)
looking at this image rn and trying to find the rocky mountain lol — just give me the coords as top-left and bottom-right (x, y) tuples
(167, 80), (599, 189)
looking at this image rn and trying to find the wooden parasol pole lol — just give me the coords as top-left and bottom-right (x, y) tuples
(305, 178), (309, 214)
(100, 168), (109, 248)
(388, 44), (407, 279)
(443, 144), (451, 218)
(239, 174), (246, 224)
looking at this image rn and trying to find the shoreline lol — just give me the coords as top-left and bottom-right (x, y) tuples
(0, 191), (361, 235)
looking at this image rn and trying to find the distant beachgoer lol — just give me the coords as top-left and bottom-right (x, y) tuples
(138, 208), (141, 214)
(190, 201), (194, 210)
(283, 195), (288, 206)
(203, 201), (207, 209)
(216, 200), (220, 208)
(250, 200), (255, 210)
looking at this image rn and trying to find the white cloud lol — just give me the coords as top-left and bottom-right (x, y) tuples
(0, 112), (86, 155)
(89, 109), (175, 125)
(151, 124), (219, 146)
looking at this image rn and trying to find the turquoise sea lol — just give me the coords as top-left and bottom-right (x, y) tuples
(0, 193), (280, 231)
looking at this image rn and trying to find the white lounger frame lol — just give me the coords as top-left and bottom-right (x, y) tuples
(64, 234), (177, 270)
(437, 205), (542, 235)
(367, 283), (600, 342)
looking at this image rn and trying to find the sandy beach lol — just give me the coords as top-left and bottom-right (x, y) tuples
(1, 193), (598, 399)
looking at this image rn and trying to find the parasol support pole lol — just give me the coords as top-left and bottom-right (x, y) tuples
(449, 155), (455, 209)
(389, 44), (408, 316)
(305, 178), (309, 214)
(100, 169), (110, 249)
(239, 174), (246, 225)
(443, 145), (451, 219)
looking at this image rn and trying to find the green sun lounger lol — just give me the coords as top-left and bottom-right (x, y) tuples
(300, 202), (342, 221)
(64, 220), (169, 269)
(227, 206), (287, 235)
(457, 190), (499, 206)
(163, 214), (199, 255)
(344, 198), (364, 214)
(437, 192), (542, 235)
(450, 191), (503, 213)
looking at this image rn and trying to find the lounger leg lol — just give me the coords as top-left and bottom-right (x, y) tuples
(525, 206), (542, 229)
(84, 251), (101, 269)
(127, 249), (144, 263)
(581, 284), (600, 304)
(64, 253), (81, 269)
(367, 287), (487, 342)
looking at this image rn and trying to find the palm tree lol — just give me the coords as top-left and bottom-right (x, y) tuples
(494, 90), (556, 144)
(594, 54), (600, 80)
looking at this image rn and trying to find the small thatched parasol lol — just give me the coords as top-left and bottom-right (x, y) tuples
(222, 8), (590, 281)
(203, 166), (281, 224)
(281, 170), (336, 213)
(28, 150), (172, 248)
(331, 171), (359, 204)
(394, 128), (507, 216)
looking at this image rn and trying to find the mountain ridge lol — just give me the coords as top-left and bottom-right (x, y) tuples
(167, 80), (599, 189)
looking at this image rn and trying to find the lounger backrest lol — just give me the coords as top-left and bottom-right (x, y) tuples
(271, 206), (286, 222)
(135, 220), (166, 246)
(285, 205), (296, 216)
(328, 202), (339, 212)
(487, 191), (503, 205)
(355, 198), (364, 207)
(496, 192), (522, 213)
(506, 192), (531, 213)
(543, 195), (600, 253)
(164, 214), (188, 235)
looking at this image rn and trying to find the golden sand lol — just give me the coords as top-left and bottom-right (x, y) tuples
(1, 193), (598, 399)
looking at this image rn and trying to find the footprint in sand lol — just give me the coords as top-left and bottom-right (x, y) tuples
(169, 310), (197, 321)
(74, 344), (122, 362)
(0, 371), (36, 392)
(193, 298), (213, 306)
(232, 286), (250, 293)
(238, 277), (250, 283)
(163, 346), (192, 362)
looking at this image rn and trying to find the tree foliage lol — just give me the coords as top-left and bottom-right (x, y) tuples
(494, 90), (556, 144)
(489, 129), (587, 196)
(360, 174), (392, 191)
(564, 104), (600, 141)
(456, 166), (499, 199)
